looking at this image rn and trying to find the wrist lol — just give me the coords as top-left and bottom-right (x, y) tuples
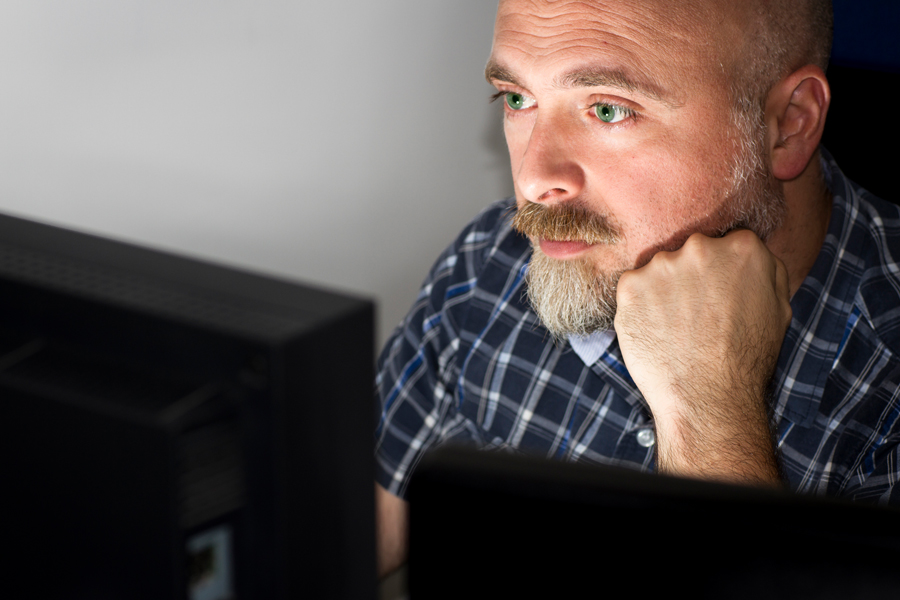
(653, 400), (781, 486)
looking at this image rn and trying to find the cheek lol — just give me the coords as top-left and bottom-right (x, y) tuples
(587, 149), (733, 260)
(504, 120), (531, 175)
(588, 149), (686, 219)
(602, 144), (729, 216)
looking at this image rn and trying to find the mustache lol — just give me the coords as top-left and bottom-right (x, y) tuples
(511, 201), (622, 245)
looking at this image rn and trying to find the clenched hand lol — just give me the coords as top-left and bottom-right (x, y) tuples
(614, 229), (792, 485)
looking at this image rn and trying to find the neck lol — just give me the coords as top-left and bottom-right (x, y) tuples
(767, 150), (832, 297)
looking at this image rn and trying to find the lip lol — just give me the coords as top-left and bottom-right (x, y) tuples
(538, 239), (595, 259)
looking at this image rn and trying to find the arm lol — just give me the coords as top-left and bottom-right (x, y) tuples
(373, 202), (515, 577)
(376, 483), (409, 579)
(614, 230), (792, 485)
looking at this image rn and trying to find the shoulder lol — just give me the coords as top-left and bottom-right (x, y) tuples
(417, 197), (524, 300)
(849, 191), (900, 355)
(826, 153), (900, 354)
(379, 196), (526, 353)
(374, 197), (529, 497)
(454, 197), (520, 265)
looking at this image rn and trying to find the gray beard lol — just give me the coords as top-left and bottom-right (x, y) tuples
(524, 111), (786, 341)
(525, 245), (621, 340)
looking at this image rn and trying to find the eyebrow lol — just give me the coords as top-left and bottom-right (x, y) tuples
(484, 59), (680, 108)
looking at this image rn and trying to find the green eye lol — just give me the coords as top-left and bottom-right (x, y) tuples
(505, 92), (534, 111)
(594, 103), (628, 123)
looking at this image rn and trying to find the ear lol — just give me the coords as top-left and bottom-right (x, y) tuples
(764, 64), (831, 181)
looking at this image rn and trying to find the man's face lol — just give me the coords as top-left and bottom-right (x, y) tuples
(488, 0), (785, 337)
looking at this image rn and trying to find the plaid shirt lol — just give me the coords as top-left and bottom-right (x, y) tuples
(375, 151), (900, 505)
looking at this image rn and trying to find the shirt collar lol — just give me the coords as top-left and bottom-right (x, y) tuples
(568, 329), (617, 366)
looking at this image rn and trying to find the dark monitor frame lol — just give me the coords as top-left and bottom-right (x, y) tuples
(0, 212), (376, 600)
(409, 446), (900, 600)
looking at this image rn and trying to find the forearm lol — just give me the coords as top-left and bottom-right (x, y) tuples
(375, 483), (409, 579)
(613, 230), (791, 488)
(653, 393), (781, 485)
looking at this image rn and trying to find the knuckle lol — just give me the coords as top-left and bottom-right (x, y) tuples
(727, 231), (753, 255)
(645, 251), (671, 274)
(616, 272), (643, 305)
(617, 271), (635, 295)
(733, 229), (765, 254)
(683, 232), (707, 250)
(679, 232), (712, 263)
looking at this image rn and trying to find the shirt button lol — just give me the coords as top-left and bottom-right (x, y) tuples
(636, 428), (656, 448)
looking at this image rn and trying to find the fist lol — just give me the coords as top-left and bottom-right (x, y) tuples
(614, 230), (792, 482)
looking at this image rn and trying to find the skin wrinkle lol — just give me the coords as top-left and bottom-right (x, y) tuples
(485, 61), (676, 107)
(492, 3), (734, 112)
(497, 0), (717, 59)
(559, 68), (659, 97)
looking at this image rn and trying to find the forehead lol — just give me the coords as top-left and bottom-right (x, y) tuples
(490, 0), (742, 99)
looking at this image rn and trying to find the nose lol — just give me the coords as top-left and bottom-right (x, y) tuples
(514, 111), (586, 206)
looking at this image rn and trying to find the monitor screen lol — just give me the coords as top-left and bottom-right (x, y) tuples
(0, 212), (376, 600)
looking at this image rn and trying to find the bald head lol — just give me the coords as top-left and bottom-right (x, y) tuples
(724, 0), (833, 111)
(494, 0), (832, 111)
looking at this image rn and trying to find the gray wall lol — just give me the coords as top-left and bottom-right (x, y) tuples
(0, 1), (512, 348)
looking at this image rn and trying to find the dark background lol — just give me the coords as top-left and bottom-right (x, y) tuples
(832, 0), (900, 72)
(823, 0), (899, 203)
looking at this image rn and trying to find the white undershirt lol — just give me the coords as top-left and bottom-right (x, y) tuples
(567, 329), (616, 367)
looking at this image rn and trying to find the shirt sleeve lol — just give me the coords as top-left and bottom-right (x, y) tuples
(374, 200), (512, 499)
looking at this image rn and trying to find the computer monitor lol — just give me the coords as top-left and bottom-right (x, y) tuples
(408, 445), (900, 600)
(0, 212), (376, 600)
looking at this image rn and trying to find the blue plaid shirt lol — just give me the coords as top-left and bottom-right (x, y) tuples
(375, 151), (900, 505)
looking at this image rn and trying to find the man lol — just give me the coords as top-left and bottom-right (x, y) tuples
(375, 0), (900, 576)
